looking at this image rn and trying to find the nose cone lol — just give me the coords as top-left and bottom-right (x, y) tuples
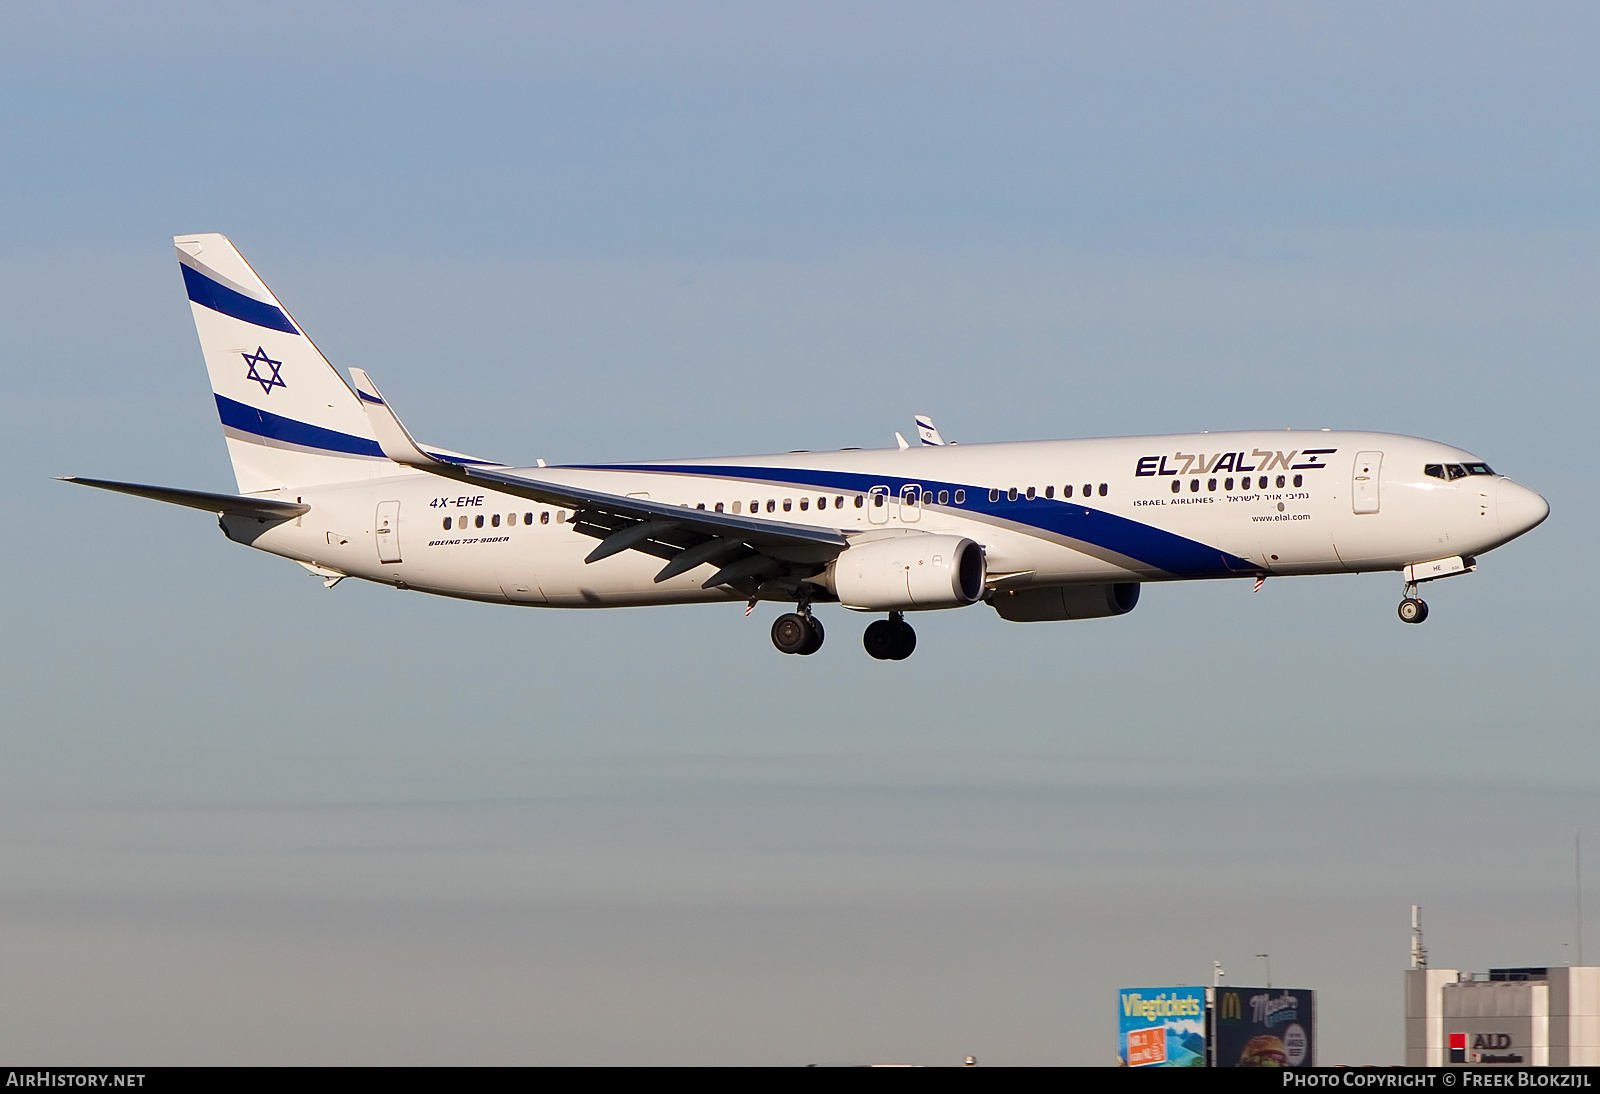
(1497, 478), (1550, 541)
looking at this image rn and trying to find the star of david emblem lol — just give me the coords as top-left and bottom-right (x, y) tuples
(242, 347), (286, 394)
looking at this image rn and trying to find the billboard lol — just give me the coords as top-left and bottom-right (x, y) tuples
(1117, 987), (1207, 1067)
(1212, 986), (1315, 1067)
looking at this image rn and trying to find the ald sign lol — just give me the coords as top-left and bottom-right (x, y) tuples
(1213, 987), (1315, 1067)
(1449, 1032), (1523, 1065)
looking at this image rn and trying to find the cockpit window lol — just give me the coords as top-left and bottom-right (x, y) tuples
(1427, 462), (1494, 480)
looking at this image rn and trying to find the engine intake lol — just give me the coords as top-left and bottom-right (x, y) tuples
(832, 535), (986, 611)
(991, 582), (1141, 622)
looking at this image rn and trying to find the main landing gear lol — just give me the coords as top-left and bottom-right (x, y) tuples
(1398, 582), (1429, 624)
(768, 607), (917, 660)
(863, 612), (916, 661)
(771, 610), (825, 655)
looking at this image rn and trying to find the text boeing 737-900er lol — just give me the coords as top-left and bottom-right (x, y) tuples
(61, 235), (1550, 660)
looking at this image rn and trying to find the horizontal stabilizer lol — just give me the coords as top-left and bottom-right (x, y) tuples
(58, 477), (309, 520)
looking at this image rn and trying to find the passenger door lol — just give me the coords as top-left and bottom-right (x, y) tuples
(375, 500), (402, 563)
(1352, 452), (1382, 514)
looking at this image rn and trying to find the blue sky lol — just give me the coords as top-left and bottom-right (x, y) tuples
(2, 1), (1598, 1064)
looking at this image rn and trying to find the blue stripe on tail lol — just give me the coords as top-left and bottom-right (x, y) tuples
(215, 394), (383, 457)
(216, 395), (497, 466)
(182, 264), (299, 335)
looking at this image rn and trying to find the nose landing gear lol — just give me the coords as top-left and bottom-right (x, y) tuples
(1393, 556), (1480, 624)
(863, 612), (916, 660)
(1398, 582), (1429, 624)
(771, 609), (825, 655)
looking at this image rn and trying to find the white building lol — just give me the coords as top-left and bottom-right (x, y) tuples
(1405, 966), (1600, 1066)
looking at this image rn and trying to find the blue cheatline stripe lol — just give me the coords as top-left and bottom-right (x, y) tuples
(182, 263), (299, 335)
(215, 394), (384, 457)
(570, 461), (1254, 577)
(215, 394), (498, 466)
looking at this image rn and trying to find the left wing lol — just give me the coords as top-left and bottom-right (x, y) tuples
(349, 369), (848, 591)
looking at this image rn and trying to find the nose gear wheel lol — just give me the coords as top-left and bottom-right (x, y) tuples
(1398, 597), (1429, 624)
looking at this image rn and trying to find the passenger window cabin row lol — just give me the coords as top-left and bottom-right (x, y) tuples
(443, 511), (564, 530)
(1173, 474), (1303, 494)
(439, 480), (1123, 533)
(987, 484), (1108, 502)
(719, 486), (1107, 511)
(700, 484), (1111, 512)
(729, 496), (856, 514)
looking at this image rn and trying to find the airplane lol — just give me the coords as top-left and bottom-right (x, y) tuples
(61, 234), (1550, 660)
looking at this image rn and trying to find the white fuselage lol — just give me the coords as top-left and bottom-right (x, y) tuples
(227, 429), (1545, 610)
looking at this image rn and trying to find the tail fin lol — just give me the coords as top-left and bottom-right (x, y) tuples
(176, 234), (390, 492)
(914, 415), (947, 446)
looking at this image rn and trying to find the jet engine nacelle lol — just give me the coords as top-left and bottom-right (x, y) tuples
(991, 582), (1141, 622)
(832, 535), (986, 611)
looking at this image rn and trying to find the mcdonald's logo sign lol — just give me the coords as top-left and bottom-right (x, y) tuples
(1221, 992), (1242, 1021)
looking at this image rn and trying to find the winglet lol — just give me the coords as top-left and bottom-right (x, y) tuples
(894, 431), (910, 450)
(349, 368), (441, 469)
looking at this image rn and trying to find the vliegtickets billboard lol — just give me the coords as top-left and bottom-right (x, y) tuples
(1117, 987), (1207, 1067)
(1213, 986), (1315, 1067)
